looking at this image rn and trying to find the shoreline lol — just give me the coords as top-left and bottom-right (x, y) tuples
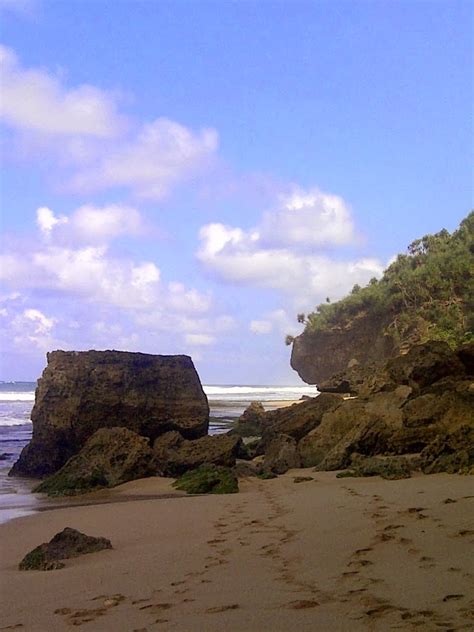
(1, 470), (473, 631)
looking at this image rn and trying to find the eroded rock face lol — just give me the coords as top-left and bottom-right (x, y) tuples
(34, 427), (155, 496)
(153, 432), (242, 476)
(19, 527), (112, 571)
(290, 314), (396, 384)
(11, 350), (209, 478)
(263, 434), (300, 474)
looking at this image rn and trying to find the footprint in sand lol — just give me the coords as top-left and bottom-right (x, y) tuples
(1, 625), (24, 630)
(442, 594), (464, 602)
(286, 600), (319, 609)
(205, 604), (240, 613)
(139, 603), (173, 613)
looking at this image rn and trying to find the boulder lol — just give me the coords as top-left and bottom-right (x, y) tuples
(34, 427), (154, 496)
(19, 527), (112, 571)
(256, 394), (343, 458)
(421, 425), (474, 474)
(172, 464), (238, 494)
(337, 455), (415, 480)
(10, 350), (209, 478)
(153, 432), (242, 476)
(262, 434), (300, 474)
(385, 341), (465, 391)
(230, 401), (267, 437)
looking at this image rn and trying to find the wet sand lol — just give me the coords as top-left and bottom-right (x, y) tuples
(1, 471), (473, 631)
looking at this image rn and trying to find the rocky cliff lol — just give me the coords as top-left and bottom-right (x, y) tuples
(291, 312), (396, 384)
(10, 350), (209, 478)
(291, 212), (473, 385)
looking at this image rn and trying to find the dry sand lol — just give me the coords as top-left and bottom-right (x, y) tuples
(1, 470), (473, 631)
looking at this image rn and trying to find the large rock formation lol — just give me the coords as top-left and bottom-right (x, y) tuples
(291, 314), (396, 384)
(33, 427), (155, 496)
(11, 350), (209, 478)
(153, 432), (243, 476)
(260, 341), (474, 476)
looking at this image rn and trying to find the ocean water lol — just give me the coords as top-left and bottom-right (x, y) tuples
(0, 381), (317, 524)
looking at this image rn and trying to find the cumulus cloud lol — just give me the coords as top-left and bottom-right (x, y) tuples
(12, 308), (57, 350)
(197, 188), (384, 309)
(1, 46), (219, 200)
(185, 333), (216, 346)
(259, 189), (355, 248)
(0, 202), (246, 360)
(0, 45), (122, 137)
(68, 118), (219, 199)
(36, 204), (144, 244)
(250, 319), (273, 335)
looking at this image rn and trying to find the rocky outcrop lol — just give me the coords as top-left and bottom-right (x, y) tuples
(264, 341), (473, 476)
(11, 350), (209, 478)
(34, 428), (155, 496)
(153, 432), (242, 476)
(19, 528), (112, 571)
(172, 464), (239, 494)
(291, 313), (396, 384)
(260, 393), (343, 446)
(262, 434), (300, 474)
(230, 402), (267, 437)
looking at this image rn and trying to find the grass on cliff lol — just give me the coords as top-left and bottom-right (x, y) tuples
(294, 211), (473, 350)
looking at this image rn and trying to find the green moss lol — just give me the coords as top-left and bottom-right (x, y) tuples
(34, 467), (108, 497)
(256, 471), (277, 480)
(172, 464), (239, 494)
(336, 458), (412, 480)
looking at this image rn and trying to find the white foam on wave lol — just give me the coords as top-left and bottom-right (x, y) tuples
(0, 392), (35, 402)
(203, 384), (317, 400)
(0, 417), (32, 427)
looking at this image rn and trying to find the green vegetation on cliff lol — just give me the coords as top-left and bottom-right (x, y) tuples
(299, 212), (474, 349)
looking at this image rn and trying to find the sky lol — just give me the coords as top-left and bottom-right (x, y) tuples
(0, 0), (472, 383)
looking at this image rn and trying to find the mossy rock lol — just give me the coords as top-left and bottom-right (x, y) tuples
(336, 456), (413, 480)
(172, 464), (239, 494)
(34, 468), (108, 497)
(19, 527), (112, 571)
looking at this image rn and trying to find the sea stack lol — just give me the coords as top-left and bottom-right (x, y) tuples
(10, 350), (209, 478)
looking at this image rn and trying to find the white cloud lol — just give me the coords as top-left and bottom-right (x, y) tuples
(185, 333), (216, 346)
(12, 308), (57, 350)
(1, 46), (219, 200)
(259, 189), (355, 247)
(36, 204), (144, 244)
(197, 187), (384, 309)
(0, 45), (122, 137)
(250, 319), (273, 335)
(68, 118), (218, 199)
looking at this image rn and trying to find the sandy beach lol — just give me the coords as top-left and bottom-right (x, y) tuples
(1, 470), (473, 631)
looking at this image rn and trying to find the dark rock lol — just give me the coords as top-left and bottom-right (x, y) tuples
(11, 350), (209, 478)
(230, 402), (267, 437)
(34, 427), (155, 496)
(0, 452), (13, 461)
(263, 434), (300, 474)
(457, 342), (474, 375)
(290, 314), (397, 384)
(153, 432), (242, 477)
(293, 476), (314, 483)
(232, 461), (258, 478)
(336, 455), (414, 480)
(386, 341), (465, 391)
(19, 527), (112, 571)
(260, 393), (343, 448)
(172, 464), (238, 494)
(421, 425), (474, 474)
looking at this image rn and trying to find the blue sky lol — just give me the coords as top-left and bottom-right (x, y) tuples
(0, 0), (472, 383)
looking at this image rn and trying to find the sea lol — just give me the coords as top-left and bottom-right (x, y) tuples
(0, 381), (317, 524)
